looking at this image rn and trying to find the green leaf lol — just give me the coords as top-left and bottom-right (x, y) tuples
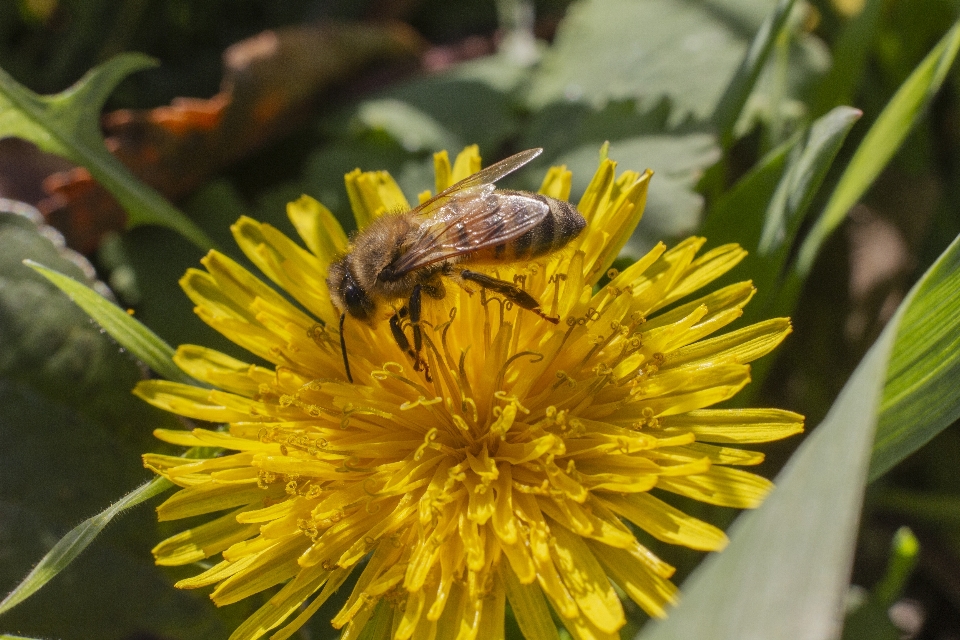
(0, 55), (214, 249)
(701, 134), (795, 249)
(712, 0), (797, 147)
(0, 380), (227, 638)
(0, 212), (172, 429)
(526, 0), (772, 122)
(870, 231), (960, 479)
(636, 226), (960, 638)
(704, 107), (860, 328)
(325, 52), (528, 159)
(871, 489), (960, 527)
(26, 260), (198, 386)
(0, 477), (172, 615)
(792, 19), (960, 281)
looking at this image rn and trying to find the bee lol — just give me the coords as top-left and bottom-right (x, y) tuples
(327, 147), (586, 382)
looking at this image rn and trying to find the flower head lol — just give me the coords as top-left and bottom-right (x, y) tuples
(138, 146), (803, 640)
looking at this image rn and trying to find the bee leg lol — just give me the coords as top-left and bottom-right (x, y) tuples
(339, 312), (353, 383)
(460, 269), (560, 324)
(422, 278), (445, 299)
(445, 270), (476, 295)
(408, 285), (432, 380)
(389, 311), (418, 364)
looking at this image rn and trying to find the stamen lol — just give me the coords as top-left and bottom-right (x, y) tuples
(336, 456), (369, 473)
(552, 370), (577, 390)
(492, 391), (530, 414)
(368, 363), (432, 398)
(400, 396), (443, 411)
(548, 272), (567, 320)
(457, 349), (476, 402)
(414, 428), (440, 461)
(435, 307), (459, 372)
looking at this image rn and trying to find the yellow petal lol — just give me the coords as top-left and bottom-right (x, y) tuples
(286, 195), (348, 262)
(152, 506), (261, 565)
(548, 521), (625, 633)
(212, 533), (307, 605)
(588, 540), (677, 619)
(657, 465), (774, 508)
(434, 149), (452, 192)
(538, 165), (572, 201)
(157, 481), (285, 521)
(667, 318), (793, 367)
(451, 144), (481, 182)
(501, 561), (561, 640)
(227, 563), (329, 640)
(135, 380), (254, 423)
(661, 408), (805, 443)
(173, 345), (270, 397)
(599, 492), (727, 552)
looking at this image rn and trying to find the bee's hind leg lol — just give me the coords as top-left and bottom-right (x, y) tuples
(460, 269), (559, 324)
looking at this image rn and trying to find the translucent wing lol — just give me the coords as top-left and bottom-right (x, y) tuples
(387, 190), (549, 277)
(410, 148), (544, 223)
(385, 148), (547, 277)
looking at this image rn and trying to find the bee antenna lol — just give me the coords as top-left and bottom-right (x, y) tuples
(339, 312), (353, 383)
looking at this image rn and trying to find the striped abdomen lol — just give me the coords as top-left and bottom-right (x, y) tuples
(475, 191), (586, 263)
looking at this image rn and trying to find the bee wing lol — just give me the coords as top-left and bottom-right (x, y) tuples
(410, 148), (543, 223)
(388, 189), (549, 277)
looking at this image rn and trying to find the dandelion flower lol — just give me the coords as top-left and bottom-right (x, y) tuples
(138, 145), (804, 640)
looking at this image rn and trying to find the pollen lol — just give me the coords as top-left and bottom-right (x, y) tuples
(138, 145), (804, 640)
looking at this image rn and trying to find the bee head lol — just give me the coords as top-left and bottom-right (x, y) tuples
(327, 259), (376, 322)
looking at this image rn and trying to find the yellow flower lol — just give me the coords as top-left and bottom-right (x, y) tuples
(137, 146), (803, 640)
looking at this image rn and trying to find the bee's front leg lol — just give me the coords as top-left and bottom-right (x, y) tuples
(408, 285), (432, 380)
(390, 286), (432, 381)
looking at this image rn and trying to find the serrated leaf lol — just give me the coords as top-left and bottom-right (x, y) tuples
(636, 228), (960, 640)
(0, 477), (172, 615)
(26, 260), (197, 386)
(0, 55), (213, 249)
(791, 19), (960, 281)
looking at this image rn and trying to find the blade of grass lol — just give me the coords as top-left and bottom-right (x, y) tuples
(870, 232), (960, 479)
(790, 20), (960, 284)
(0, 477), (172, 616)
(26, 260), (198, 386)
(0, 55), (214, 249)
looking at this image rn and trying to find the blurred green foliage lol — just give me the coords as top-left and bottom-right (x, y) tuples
(2, 0), (960, 639)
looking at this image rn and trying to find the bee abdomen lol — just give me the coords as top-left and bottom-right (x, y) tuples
(513, 196), (585, 259)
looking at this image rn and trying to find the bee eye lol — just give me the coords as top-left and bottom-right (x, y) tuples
(344, 284), (363, 307)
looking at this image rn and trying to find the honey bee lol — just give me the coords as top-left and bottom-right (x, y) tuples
(327, 147), (586, 382)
